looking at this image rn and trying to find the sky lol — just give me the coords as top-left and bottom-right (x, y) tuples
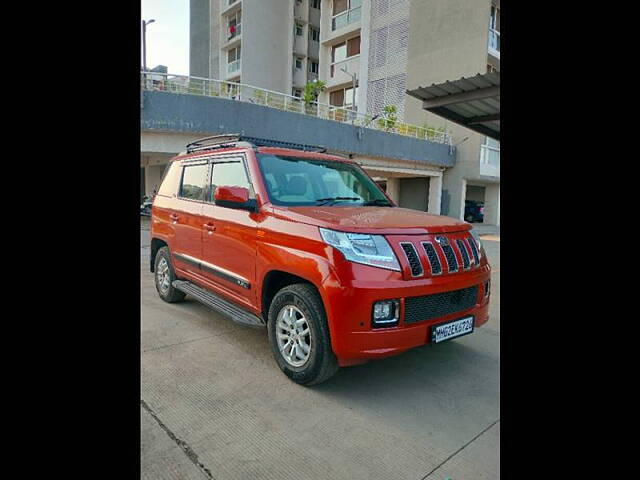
(141, 0), (190, 75)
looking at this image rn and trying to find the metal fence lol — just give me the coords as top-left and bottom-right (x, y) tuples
(140, 71), (452, 145)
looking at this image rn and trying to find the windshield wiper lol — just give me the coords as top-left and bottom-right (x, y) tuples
(362, 198), (393, 207)
(315, 196), (361, 206)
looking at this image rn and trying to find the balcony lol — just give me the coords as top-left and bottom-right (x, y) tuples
(332, 4), (361, 31)
(488, 28), (500, 59)
(479, 142), (500, 178)
(220, 0), (241, 16)
(328, 55), (359, 88)
(228, 23), (241, 41)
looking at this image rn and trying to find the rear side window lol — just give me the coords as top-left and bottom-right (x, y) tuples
(210, 160), (252, 202)
(179, 163), (208, 201)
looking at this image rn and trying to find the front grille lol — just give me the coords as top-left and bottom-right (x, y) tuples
(400, 242), (423, 277)
(456, 239), (471, 269)
(441, 244), (459, 273)
(467, 237), (480, 264)
(404, 285), (479, 324)
(421, 242), (442, 275)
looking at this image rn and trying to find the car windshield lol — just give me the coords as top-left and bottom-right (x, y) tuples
(256, 153), (392, 207)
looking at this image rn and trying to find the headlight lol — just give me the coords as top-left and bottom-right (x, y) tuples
(469, 228), (484, 261)
(319, 228), (401, 271)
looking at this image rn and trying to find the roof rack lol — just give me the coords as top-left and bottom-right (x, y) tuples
(185, 134), (327, 154)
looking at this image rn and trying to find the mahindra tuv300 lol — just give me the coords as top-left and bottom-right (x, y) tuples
(150, 135), (491, 385)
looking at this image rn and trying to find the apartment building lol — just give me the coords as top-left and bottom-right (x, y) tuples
(316, 0), (500, 224)
(187, 0), (499, 222)
(404, 0), (500, 225)
(190, 0), (322, 97)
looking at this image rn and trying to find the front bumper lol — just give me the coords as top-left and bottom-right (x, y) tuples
(321, 261), (491, 364)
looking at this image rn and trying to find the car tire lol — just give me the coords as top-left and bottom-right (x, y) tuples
(267, 283), (339, 386)
(154, 246), (186, 303)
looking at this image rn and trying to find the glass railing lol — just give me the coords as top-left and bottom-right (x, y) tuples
(332, 6), (361, 31)
(228, 23), (241, 40)
(227, 60), (241, 74)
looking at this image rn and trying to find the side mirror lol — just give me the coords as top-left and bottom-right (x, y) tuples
(214, 186), (258, 212)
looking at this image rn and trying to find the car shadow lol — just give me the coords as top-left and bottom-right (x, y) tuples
(312, 337), (499, 405)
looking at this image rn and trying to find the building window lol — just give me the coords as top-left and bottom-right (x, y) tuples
(488, 4), (500, 55)
(330, 35), (360, 76)
(309, 26), (320, 42)
(295, 22), (304, 36)
(329, 85), (358, 108)
(228, 46), (241, 73)
(295, 57), (304, 70)
(308, 60), (319, 74)
(312, 0), (321, 9)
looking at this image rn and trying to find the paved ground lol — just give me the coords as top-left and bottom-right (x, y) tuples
(141, 218), (500, 480)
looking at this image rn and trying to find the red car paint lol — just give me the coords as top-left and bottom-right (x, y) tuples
(151, 145), (491, 367)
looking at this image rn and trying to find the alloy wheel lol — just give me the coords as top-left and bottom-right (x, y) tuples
(276, 305), (312, 367)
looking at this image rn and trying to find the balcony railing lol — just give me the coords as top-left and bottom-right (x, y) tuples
(227, 23), (241, 41)
(140, 71), (452, 145)
(488, 28), (500, 57)
(332, 6), (361, 31)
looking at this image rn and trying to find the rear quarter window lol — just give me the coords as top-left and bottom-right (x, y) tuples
(157, 162), (182, 197)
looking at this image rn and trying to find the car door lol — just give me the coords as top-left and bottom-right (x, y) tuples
(170, 159), (209, 277)
(200, 154), (258, 308)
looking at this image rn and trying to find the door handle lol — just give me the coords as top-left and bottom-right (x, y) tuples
(170, 213), (179, 224)
(204, 222), (216, 234)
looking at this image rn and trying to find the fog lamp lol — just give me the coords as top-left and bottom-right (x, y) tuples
(372, 300), (399, 328)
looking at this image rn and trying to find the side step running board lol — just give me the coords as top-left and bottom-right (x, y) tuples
(173, 280), (266, 328)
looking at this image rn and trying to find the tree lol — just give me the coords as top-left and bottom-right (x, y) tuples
(377, 105), (398, 131)
(303, 80), (327, 106)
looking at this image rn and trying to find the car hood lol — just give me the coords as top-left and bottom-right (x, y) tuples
(271, 206), (471, 234)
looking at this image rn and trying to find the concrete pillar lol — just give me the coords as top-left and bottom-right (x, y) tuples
(144, 164), (166, 198)
(386, 177), (400, 204)
(484, 183), (500, 226)
(427, 175), (442, 215)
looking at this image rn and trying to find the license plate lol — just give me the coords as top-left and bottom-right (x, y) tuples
(430, 316), (474, 344)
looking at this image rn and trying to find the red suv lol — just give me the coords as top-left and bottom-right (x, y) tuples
(150, 135), (491, 385)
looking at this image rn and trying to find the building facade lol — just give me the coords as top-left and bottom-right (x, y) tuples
(181, 0), (500, 222)
(316, 0), (500, 224)
(404, 0), (500, 225)
(190, 0), (322, 97)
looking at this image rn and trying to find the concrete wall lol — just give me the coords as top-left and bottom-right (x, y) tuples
(399, 177), (429, 211)
(241, 0), (294, 93)
(190, 0), (211, 77)
(141, 90), (455, 167)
